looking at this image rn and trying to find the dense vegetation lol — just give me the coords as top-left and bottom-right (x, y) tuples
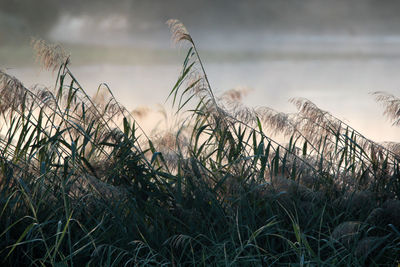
(0, 20), (399, 266)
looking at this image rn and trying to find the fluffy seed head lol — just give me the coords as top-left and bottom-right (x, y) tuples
(31, 38), (69, 71)
(0, 70), (26, 116)
(166, 19), (193, 44)
(373, 91), (400, 125)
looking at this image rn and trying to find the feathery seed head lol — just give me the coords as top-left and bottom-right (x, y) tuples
(131, 106), (150, 119)
(256, 107), (292, 136)
(31, 38), (69, 71)
(166, 19), (193, 45)
(0, 70), (26, 115)
(221, 87), (252, 103)
(373, 91), (400, 125)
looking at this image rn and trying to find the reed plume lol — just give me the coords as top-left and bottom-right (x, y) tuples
(31, 38), (69, 71)
(373, 91), (400, 126)
(0, 70), (27, 117)
(131, 106), (150, 119)
(166, 19), (193, 45)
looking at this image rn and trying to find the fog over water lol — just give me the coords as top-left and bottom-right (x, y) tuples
(2, 0), (400, 141)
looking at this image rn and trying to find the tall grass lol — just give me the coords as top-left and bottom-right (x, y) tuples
(0, 20), (399, 266)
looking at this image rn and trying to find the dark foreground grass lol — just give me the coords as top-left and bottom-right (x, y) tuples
(0, 20), (400, 266)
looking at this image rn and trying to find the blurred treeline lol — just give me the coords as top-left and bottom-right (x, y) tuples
(2, 0), (400, 44)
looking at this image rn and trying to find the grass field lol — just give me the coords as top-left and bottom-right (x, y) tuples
(0, 20), (399, 266)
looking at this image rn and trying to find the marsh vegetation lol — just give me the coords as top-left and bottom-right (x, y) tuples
(0, 20), (399, 266)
